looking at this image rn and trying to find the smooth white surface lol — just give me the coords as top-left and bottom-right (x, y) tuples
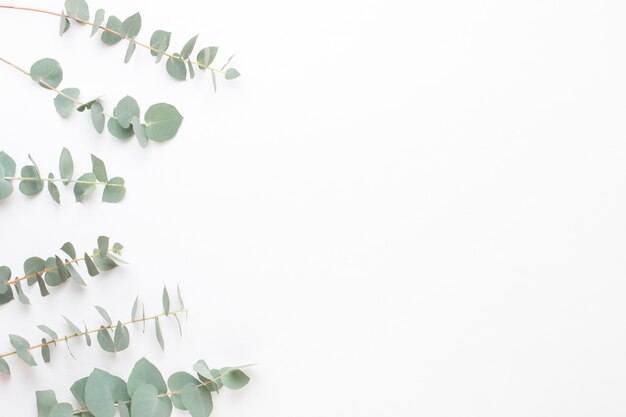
(1, 0), (626, 415)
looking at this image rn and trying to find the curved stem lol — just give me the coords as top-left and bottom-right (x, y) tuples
(4, 176), (124, 187)
(7, 253), (93, 286)
(0, 308), (188, 359)
(0, 5), (227, 75)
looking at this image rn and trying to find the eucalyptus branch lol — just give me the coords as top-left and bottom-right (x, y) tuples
(0, 236), (123, 308)
(35, 357), (251, 417)
(0, 0), (241, 91)
(0, 287), (186, 375)
(0, 148), (125, 203)
(0, 55), (184, 146)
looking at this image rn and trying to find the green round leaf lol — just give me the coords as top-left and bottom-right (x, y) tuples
(197, 47), (218, 70)
(130, 384), (172, 417)
(128, 358), (167, 397)
(144, 103), (183, 142)
(167, 372), (200, 410)
(91, 101), (105, 133)
(30, 58), (63, 89)
(113, 96), (139, 129)
(74, 172), (97, 202)
(19, 165), (43, 196)
(220, 368), (250, 390)
(0, 151), (16, 177)
(101, 16), (122, 45)
(181, 383), (212, 417)
(65, 0), (89, 21)
(150, 30), (171, 61)
(0, 178), (13, 200)
(166, 54), (186, 81)
(103, 177), (125, 203)
(225, 68), (241, 80)
(107, 118), (134, 140)
(53, 88), (80, 117)
(85, 369), (130, 417)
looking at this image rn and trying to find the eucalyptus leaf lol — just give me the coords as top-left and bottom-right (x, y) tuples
(0, 266), (10, 294)
(67, 263), (86, 285)
(220, 368), (250, 390)
(84, 322), (92, 346)
(70, 377), (89, 408)
(63, 316), (82, 335)
(166, 54), (186, 81)
(181, 35), (199, 59)
(84, 368), (130, 417)
(127, 357), (167, 397)
(124, 42), (137, 63)
(92, 9), (105, 37)
(53, 88), (80, 117)
(155, 317), (164, 351)
(121, 12), (142, 39)
(0, 357), (9, 375)
(0, 151), (16, 176)
(97, 327), (115, 353)
(101, 16), (123, 45)
(181, 383), (213, 417)
(36, 390), (58, 417)
(150, 30), (171, 62)
(131, 116), (149, 147)
(107, 118), (134, 139)
(130, 384), (172, 417)
(30, 58), (63, 89)
(163, 286), (170, 316)
(225, 68), (241, 80)
(84, 253), (100, 277)
(103, 177), (125, 203)
(9, 334), (37, 366)
(113, 96), (139, 129)
(197, 47), (218, 69)
(59, 147), (74, 185)
(14, 280), (30, 304)
(90, 101), (105, 133)
(59, 11), (70, 36)
(48, 174), (61, 204)
(114, 321), (130, 351)
(49, 402), (73, 417)
(24, 256), (46, 286)
(168, 372), (200, 410)
(65, 0), (89, 21)
(98, 236), (109, 257)
(131, 296), (140, 320)
(74, 172), (97, 202)
(95, 306), (113, 325)
(0, 286), (14, 305)
(42, 340), (51, 363)
(37, 274), (50, 297)
(91, 155), (108, 182)
(61, 241), (77, 259)
(144, 103), (183, 142)
(38, 325), (59, 341)
(19, 165), (43, 196)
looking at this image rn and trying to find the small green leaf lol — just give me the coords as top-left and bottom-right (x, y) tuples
(131, 296), (140, 320)
(220, 368), (250, 390)
(49, 402), (73, 417)
(168, 372), (201, 410)
(92, 9), (105, 36)
(131, 116), (148, 147)
(19, 165), (43, 196)
(59, 147), (74, 185)
(0, 266), (10, 294)
(177, 285), (185, 309)
(9, 334), (37, 366)
(14, 280), (30, 304)
(84, 253), (100, 277)
(30, 58), (63, 89)
(187, 60), (195, 79)
(59, 11), (70, 36)
(95, 305), (113, 325)
(181, 34), (199, 59)
(155, 317), (164, 351)
(63, 316), (82, 335)
(0, 357), (9, 375)
(197, 47), (218, 69)
(181, 383), (213, 417)
(114, 321), (130, 351)
(53, 88), (80, 117)
(65, 338), (75, 360)
(42, 339), (51, 363)
(66, 263), (86, 285)
(97, 326), (115, 353)
(102, 177), (125, 203)
(101, 15), (123, 45)
(225, 68), (241, 80)
(150, 30), (171, 61)
(90, 101), (105, 133)
(0, 177), (12, 200)
(162, 286), (170, 316)
(121, 12), (142, 39)
(61, 242), (77, 259)
(0, 286), (14, 305)
(93, 254), (117, 272)
(98, 236), (109, 257)
(124, 41), (137, 63)
(130, 384), (172, 417)
(144, 103), (183, 142)
(74, 173), (97, 202)
(127, 357), (167, 396)
(24, 256), (46, 286)
(44, 257), (65, 286)
(84, 322), (92, 346)
(113, 96), (139, 129)
(91, 155), (108, 182)
(107, 118), (134, 139)
(55, 256), (70, 282)
(166, 54), (187, 80)
(193, 360), (212, 380)
(84, 368), (130, 417)
(36, 390), (58, 417)
(70, 377), (88, 408)
(37, 274), (50, 297)
(0, 151), (16, 176)
(48, 174), (60, 204)
(65, 0), (89, 21)
(37, 325), (59, 341)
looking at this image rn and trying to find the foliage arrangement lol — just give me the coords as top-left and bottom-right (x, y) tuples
(1, 0), (241, 92)
(0, 149), (125, 203)
(35, 357), (250, 417)
(0, 56), (184, 146)
(0, 236), (123, 307)
(0, 286), (185, 375)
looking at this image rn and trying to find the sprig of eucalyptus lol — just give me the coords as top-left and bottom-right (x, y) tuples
(0, 56), (184, 146)
(0, 149), (125, 203)
(0, 1), (241, 91)
(0, 287), (185, 375)
(36, 357), (250, 417)
(0, 236), (123, 307)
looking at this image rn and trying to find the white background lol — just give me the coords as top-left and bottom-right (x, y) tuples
(1, 0), (626, 415)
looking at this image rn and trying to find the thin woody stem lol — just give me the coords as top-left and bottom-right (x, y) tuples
(0, 308), (188, 359)
(0, 5), (227, 75)
(4, 176), (125, 188)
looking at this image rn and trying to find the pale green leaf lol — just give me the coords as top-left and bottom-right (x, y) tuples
(74, 172), (97, 202)
(0, 357), (9, 375)
(90, 101), (105, 133)
(95, 306), (112, 325)
(107, 118), (134, 139)
(84, 369), (130, 417)
(167, 372), (200, 410)
(48, 174), (60, 204)
(63, 316), (82, 334)
(181, 35), (198, 59)
(101, 16), (122, 45)
(92, 9), (105, 36)
(127, 357), (167, 397)
(49, 402), (73, 417)
(30, 58), (63, 89)
(9, 334), (37, 366)
(36, 390), (58, 417)
(166, 54), (186, 80)
(53, 88), (80, 117)
(38, 325), (59, 341)
(113, 96), (139, 129)
(61, 241), (77, 259)
(162, 286), (170, 315)
(144, 103), (183, 142)
(0, 151), (16, 176)
(155, 317), (164, 351)
(120, 12), (142, 39)
(102, 177), (125, 203)
(130, 384), (172, 417)
(181, 383), (213, 417)
(225, 68), (241, 80)
(65, 0), (89, 21)
(197, 47), (218, 69)
(59, 147), (74, 185)
(220, 368), (250, 390)
(91, 154), (108, 182)
(113, 321), (130, 351)
(97, 327), (115, 353)
(150, 30), (171, 62)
